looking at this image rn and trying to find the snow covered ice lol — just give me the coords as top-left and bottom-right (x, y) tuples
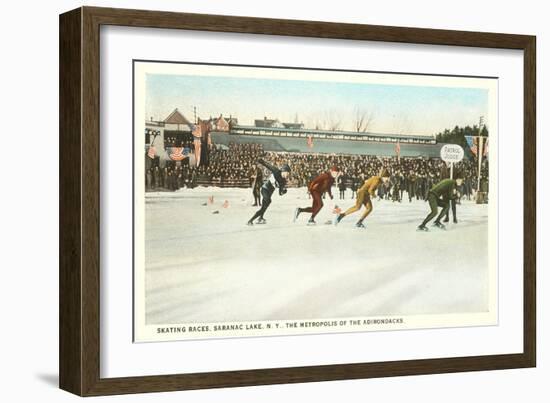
(144, 187), (489, 325)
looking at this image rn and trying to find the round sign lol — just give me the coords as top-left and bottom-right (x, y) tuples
(440, 144), (464, 163)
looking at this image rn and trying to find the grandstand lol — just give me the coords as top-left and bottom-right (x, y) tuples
(211, 125), (444, 158)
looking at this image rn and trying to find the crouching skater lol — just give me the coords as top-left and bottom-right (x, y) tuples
(417, 171), (463, 231)
(247, 158), (291, 226)
(294, 166), (340, 225)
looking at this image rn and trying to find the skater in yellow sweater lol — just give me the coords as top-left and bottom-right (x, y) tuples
(334, 168), (390, 228)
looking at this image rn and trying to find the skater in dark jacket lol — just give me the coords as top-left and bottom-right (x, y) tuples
(437, 164), (458, 223)
(250, 164), (263, 206)
(443, 197), (458, 224)
(350, 176), (359, 199)
(337, 174), (347, 200)
(247, 159), (290, 225)
(407, 171), (416, 202)
(417, 172), (464, 231)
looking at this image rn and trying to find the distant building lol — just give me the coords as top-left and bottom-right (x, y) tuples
(206, 116), (217, 129)
(145, 120), (164, 146)
(213, 115), (230, 131)
(226, 116), (238, 127)
(254, 116), (283, 128)
(207, 115), (238, 132)
(144, 108), (196, 154)
(282, 122), (305, 129)
(163, 108), (193, 131)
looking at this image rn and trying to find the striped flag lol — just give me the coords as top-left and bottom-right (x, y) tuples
(307, 135), (314, 148)
(169, 147), (185, 161)
(191, 123), (203, 166)
(395, 141), (401, 162)
(465, 136), (477, 156)
(147, 146), (156, 159)
(194, 139), (202, 166)
(465, 136), (488, 157)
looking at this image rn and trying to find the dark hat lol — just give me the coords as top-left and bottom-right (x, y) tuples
(281, 164), (291, 173)
(379, 168), (390, 177)
(453, 169), (464, 179)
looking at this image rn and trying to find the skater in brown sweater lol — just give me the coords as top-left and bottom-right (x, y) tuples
(293, 166), (340, 225)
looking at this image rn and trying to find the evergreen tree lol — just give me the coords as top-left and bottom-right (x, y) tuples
(435, 124), (489, 159)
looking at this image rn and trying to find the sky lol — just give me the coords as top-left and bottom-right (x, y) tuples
(144, 71), (490, 136)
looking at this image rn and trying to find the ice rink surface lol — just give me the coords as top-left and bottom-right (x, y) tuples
(144, 187), (489, 324)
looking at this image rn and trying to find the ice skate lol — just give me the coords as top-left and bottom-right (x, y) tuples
(355, 221), (366, 229)
(246, 220), (254, 226)
(256, 218), (267, 224)
(334, 213), (344, 226)
(307, 218), (316, 226)
(433, 221), (446, 230)
(293, 208), (301, 223)
(417, 225), (429, 232)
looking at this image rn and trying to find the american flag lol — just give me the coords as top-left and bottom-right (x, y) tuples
(307, 135), (314, 148)
(169, 147), (185, 161)
(465, 136), (488, 157)
(147, 146), (156, 159)
(465, 136), (477, 156)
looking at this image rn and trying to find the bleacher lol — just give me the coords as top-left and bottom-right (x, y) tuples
(194, 174), (249, 188)
(210, 132), (445, 158)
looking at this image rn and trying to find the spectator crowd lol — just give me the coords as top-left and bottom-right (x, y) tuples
(145, 142), (489, 202)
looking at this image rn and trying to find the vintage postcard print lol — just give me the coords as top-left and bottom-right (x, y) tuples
(133, 61), (498, 342)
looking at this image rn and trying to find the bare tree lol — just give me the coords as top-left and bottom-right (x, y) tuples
(391, 113), (413, 135)
(310, 116), (323, 130)
(325, 109), (342, 131)
(310, 114), (326, 130)
(303, 114), (316, 130)
(354, 107), (375, 132)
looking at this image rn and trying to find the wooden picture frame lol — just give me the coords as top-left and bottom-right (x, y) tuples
(59, 6), (536, 396)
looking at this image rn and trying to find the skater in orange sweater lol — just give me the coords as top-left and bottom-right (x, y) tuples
(334, 168), (390, 228)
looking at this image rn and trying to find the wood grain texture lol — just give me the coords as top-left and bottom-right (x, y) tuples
(523, 38), (536, 367)
(85, 6), (532, 49)
(81, 7), (102, 396)
(59, 6), (537, 396)
(59, 8), (83, 396)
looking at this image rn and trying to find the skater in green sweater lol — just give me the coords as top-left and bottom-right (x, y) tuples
(417, 172), (464, 231)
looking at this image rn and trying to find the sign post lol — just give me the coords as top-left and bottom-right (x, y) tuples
(440, 144), (465, 179)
